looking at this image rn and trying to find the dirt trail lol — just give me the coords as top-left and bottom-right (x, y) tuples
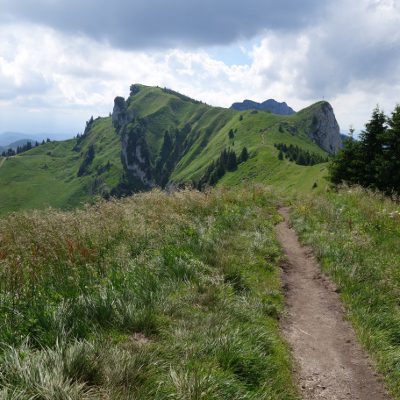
(277, 207), (391, 400)
(0, 158), (5, 169)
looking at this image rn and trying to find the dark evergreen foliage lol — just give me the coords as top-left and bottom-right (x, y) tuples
(274, 143), (328, 166)
(130, 84), (141, 96)
(1, 140), (48, 157)
(195, 147), (250, 190)
(330, 105), (400, 194)
(77, 144), (95, 177)
(153, 124), (196, 188)
(2, 148), (15, 157)
(239, 147), (249, 163)
(154, 130), (174, 186)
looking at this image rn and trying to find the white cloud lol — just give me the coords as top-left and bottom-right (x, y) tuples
(1, 0), (400, 136)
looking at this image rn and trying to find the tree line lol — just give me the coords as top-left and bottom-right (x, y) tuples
(330, 105), (400, 194)
(274, 143), (329, 166)
(195, 147), (249, 190)
(1, 138), (51, 157)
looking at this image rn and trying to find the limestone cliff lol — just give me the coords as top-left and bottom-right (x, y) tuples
(112, 96), (154, 189)
(302, 102), (342, 154)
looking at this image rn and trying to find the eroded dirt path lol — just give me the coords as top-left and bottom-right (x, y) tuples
(277, 207), (391, 400)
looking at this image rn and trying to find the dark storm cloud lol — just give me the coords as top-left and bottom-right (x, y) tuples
(0, 0), (324, 49)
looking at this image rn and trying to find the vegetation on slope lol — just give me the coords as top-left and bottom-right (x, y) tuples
(0, 117), (122, 215)
(291, 186), (400, 398)
(0, 85), (332, 216)
(170, 101), (329, 188)
(330, 105), (400, 194)
(0, 186), (298, 399)
(274, 143), (328, 166)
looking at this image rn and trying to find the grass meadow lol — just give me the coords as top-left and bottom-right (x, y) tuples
(0, 187), (298, 399)
(292, 186), (400, 398)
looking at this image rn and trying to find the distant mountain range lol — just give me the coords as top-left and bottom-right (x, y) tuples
(230, 99), (296, 115)
(0, 131), (72, 148)
(0, 132), (37, 147)
(0, 139), (37, 154)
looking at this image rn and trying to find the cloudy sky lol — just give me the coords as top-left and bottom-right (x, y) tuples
(0, 0), (399, 138)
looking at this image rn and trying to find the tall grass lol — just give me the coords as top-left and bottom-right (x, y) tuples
(0, 186), (298, 399)
(292, 186), (400, 398)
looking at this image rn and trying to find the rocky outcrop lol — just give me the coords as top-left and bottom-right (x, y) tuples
(112, 96), (155, 189)
(307, 102), (342, 154)
(231, 99), (295, 115)
(112, 96), (130, 131)
(120, 130), (154, 187)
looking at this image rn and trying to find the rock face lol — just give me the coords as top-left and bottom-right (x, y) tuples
(112, 96), (155, 189)
(231, 99), (295, 115)
(112, 96), (130, 131)
(308, 102), (342, 154)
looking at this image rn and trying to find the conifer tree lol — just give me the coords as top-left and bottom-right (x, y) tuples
(381, 105), (400, 192)
(227, 150), (237, 171)
(359, 106), (386, 187)
(239, 147), (249, 163)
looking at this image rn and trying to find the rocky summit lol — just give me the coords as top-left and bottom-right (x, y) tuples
(231, 99), (296, 115)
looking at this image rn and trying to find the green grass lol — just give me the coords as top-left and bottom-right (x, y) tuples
(291, 186), (400, 398)
(0, 187), (299, 399)
(0, 85), (331, 216)
(0, 117), (122, 216)
(171, 104), (330, 195)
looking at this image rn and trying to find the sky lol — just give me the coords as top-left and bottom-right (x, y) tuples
(0, 0), (399, 138)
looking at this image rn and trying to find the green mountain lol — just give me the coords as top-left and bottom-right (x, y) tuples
(230, 98), (296, 115)
(0, 84), (341, 215)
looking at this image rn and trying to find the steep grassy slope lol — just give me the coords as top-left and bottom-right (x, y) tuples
(116, 85), (332, 192)
(0, 117), (122, 215)
(170, 107), (329, 192)
(0, 187), (298, 399)
(291, 187), (400, 398)
(0, 84), (333, 216)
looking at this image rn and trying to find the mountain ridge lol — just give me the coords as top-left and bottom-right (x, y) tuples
(231, 98), (296, 115)
(0, 84), (341, 215)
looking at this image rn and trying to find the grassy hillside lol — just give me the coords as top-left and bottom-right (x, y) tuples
(291, 187), (400, 398)
(0, 84), (331, 216)
(126, 86), (333, 196)
(3, 85), (400, 398)
(0, 117), (122, 215)
(0, 187), (298, 399)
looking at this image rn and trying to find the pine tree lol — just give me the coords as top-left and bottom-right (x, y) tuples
(227, 150), (237, 171)
(329, 139), (363, 185)
(380, 105), (400, 192)
(359, 106), (386, 187)
(239, 147), (249, 163)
